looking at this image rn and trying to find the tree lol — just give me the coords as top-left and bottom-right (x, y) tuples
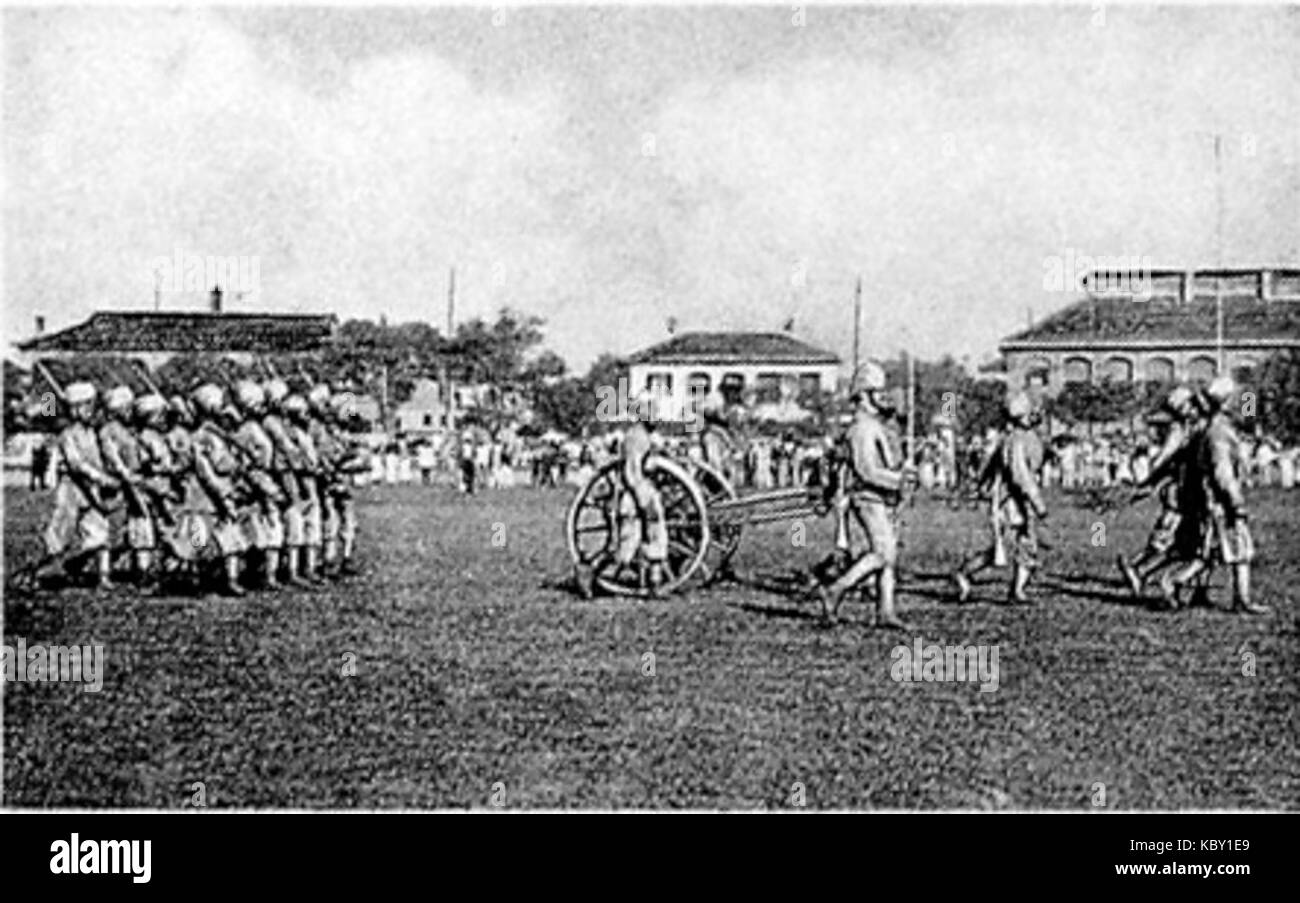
(1252, 349), (1300, 444)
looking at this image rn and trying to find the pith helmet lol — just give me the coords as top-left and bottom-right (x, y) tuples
(850, 360), (887, 395)
(1006, 392), (1033, 421)
(1205, 376), (1236, 406)
(191, 383), (225, 413)
(134, 393), (166, 417)
(103, 385), (135, 412)
(65, 382), (96, 405)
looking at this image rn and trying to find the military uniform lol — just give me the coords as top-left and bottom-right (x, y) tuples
(100, 417), (153, 552)
(234, 416), (284, 552)
(262, 411), (305, 551)
(191, 420), (248, 559)
(44, 421), (113, 557)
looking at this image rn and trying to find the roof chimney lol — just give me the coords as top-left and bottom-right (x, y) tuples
(210, 285), (223, 313)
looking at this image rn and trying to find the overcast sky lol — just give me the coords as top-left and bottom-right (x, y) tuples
(4, 5), (1298, 371)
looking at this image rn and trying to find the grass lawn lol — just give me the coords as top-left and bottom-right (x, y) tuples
(3, 482), (1296, 809)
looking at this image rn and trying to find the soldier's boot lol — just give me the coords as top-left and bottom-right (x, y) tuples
(135, 550), (159, 592)
(322, 539), (339, 577)
(874, 566), (909, 631)
(283, 547), (309, 588)
(1009, 563), (1033, 605)
(1231, 564), (1269, 615)
(1116, 554), (1143, 598)
(94, 549), (114, 591)
(339, 533), (359, 575)
(1157, 560), (1203, 611)
(221, 554), (246, 597)
(262, 549), (282, 590)
(302, 546), (323, 585)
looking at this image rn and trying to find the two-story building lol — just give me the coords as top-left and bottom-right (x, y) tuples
(626, 331), (841, 421)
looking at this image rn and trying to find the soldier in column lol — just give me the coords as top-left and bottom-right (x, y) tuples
(232, 381), (289, 588)
(189, 384), (248, 597)
(131, 392), (187, 588)
(329, 389), (368, 575)
(262, 378), (309, 585)
(284, 393), (324, 583)
(99, 385), (156, 586)
(29, 382), (118, 590)
(306, 384), (343, 577)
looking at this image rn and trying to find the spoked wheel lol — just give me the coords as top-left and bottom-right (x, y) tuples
(566, 456), (710, 598)
(691, 462), (742, 585)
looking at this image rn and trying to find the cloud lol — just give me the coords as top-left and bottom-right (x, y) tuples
(4, 7), (583, 352)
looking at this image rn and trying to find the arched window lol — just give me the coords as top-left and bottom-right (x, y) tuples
(1063, 357), (1093, 384)
(1187, 356), (1217, 384)
(1102, 356), (1133, 382)
(1144, 357), (1175, 383)
(1025, 356), (1052, 387)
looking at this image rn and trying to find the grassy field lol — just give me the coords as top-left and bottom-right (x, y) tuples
(3, 481), (1297, 809)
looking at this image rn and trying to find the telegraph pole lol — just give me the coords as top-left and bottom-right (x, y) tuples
(852, 275), (862, 375)
(1213, 132), (1225, 372)
(445, 266), (457, 432)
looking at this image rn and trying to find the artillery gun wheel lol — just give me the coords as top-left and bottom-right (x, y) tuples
(566, 456), (710, 598)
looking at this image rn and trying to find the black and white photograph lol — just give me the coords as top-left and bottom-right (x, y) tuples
(0, 0), (1296, 848)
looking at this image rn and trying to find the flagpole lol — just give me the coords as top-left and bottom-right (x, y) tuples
(906, 348), (916, 467)
(1213, 133), (1225, 373)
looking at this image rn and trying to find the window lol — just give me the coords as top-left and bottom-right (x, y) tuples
(1187, 356), (1217, 384)
(1144, 357), (1175, 383)
(423, 413), (433, 427)
(719, 373), (745, 406)
(1102, 357), (1133, 382)
(1063, 357), (1093, 383)
(645, 372), (673, 395)
(798, 373), (821, 401)
(756, 373), (782, 404)
(686, 372), (712, 403)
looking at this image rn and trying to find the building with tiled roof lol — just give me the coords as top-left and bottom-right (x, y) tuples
(1000, 268), (1300, 391)
(14, 289), (338, 368)
(627, 331), (841, 420)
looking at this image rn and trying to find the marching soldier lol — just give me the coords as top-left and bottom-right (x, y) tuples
(306, 384), (343, 576)
(1158, 377), (1267, 614)
(284, 394), (324, 583)
(1116, 385), (1203, 599)
(132, 392), (186, 588)
(262, 378), (309, 586)
(232, 381), (290, 588)
(951, 392), (1047, 605)
(809, 361), (910, 629)
(99, 385), (156, 586)
(190, 384), (248, 596)
(30, 382), (118, 590)
(328, 390), (367, 575)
